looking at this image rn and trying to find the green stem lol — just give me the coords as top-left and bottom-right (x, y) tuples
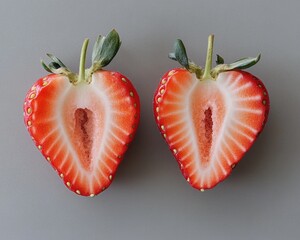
(202, 34), (214, 80)
(78, 38), (89, 83)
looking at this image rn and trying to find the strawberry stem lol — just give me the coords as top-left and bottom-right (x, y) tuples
(202, 35), (214, 80)
(78, 38), (89, 83)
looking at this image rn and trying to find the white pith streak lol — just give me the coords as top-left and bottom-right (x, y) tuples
(227, 124), (254, 141)
(227, 74), (240, 90)
(40, 126), (59, 142)
(159, 71), (264, 188)
(231, 81), (252, 93)
(234, 108), (262, 114)
(58, 151), (70, 169)
(231, 118), (258, 134)
(45, 132), (63, 154)
(168, 125), (188, 141)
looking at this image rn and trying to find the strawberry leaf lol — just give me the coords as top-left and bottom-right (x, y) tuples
(172, 39), (189, 68)
(169, 39), (203, 79)
(212, 54), (261, 76)
(98, 29), (121, 67)
(92, 35), (105, 63)
(91, 29), (121, 71)
(168, 52), (177, 61)
(230, 54), (261, 70)
(216, 54), (224, 64)
(46, 53), (66, 68)
(41, 60), (52, 73)
(49, 62), (61, 69)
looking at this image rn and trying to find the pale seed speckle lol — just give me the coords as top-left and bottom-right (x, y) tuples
(168, 70), (176, 76)
(29, 93), (36, 99)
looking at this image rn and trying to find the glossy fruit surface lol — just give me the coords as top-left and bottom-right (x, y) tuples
(24, 30), (140, 196)
(154, 35), (269, 190)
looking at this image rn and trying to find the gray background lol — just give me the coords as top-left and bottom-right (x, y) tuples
(1, 0), (299, 239)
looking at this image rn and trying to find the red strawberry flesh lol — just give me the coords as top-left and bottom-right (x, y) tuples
(24, 71), (140, 196)
(154, 68), (269, 190)
(24, 30), (140, 197)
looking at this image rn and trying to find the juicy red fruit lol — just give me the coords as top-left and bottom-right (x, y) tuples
(24, 30), (140, 197)
(154, 36), (269, 190)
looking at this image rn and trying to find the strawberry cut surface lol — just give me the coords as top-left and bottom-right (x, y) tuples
(24, 71), (140, 196)
(154, 68), (269, 190)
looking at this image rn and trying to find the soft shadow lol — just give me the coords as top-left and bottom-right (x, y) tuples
(111, 36), (175, 186)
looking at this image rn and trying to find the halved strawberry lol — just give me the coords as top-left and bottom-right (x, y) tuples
(24, 30), (140, 197)
(154, 35), (269, 190)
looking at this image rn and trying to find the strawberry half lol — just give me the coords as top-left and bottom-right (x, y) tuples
(24, 30), (140, 197)
(154, 35), (269, 191)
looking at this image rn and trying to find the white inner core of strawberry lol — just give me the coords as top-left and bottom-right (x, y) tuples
(189, 81), (226, 169)
(74, 108), (94, 168)
(61, 81), (107, 173)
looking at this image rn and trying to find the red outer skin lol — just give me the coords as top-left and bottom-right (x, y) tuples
(23, 71), (140, 196)
(153, 68), (270, 190)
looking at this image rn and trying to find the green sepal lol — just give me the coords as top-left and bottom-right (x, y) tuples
(216, 54), (224, 64)
(169, 39), (189, 69)
(92, 35), (105, 63)
(169, 39), (203, 79)
(169, 35), (261, 81)
(168, 52), (176, 61)
(49, 62), (61, 70)
(230, 54), (261, 70)
(41, 60), (52, 73)
(92, 29), (121, 68)
(46, 53), (66, 68)
(41, 54), (76, 82)
(40, 30), (123, 85)
(212, 54), (261, 76)
(41, 53), (70, 73)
